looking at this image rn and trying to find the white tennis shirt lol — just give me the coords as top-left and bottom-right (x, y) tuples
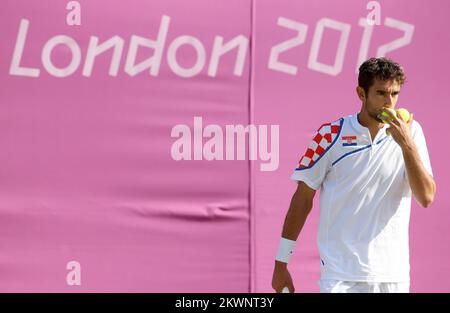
(291, 112), (433, 282)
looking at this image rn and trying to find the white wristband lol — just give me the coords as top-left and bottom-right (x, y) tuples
(275, 237), (296, 263)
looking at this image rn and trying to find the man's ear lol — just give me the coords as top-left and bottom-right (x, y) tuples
(356, 86), (366, 101)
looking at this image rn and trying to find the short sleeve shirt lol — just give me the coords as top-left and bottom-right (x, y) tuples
(291, 113), (433, 282)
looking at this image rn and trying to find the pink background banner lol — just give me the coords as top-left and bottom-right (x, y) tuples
(253, 0), (450, 293)
(0, 0), (251, 292)
(1, 0), (449, 292)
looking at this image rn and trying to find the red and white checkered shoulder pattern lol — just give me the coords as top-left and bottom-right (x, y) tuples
(296, 119), (342, 169)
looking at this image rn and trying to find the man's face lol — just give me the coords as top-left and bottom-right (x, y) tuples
(360, 79), (401, 123)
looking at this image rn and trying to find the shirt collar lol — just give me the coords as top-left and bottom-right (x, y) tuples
(350, 112), (389, 135)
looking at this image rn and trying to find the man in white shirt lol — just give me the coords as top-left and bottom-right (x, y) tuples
(271, 57), (436, 293)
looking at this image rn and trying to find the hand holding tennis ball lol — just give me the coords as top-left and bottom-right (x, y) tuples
(380, 108), (412, 123)
(380, 107), (414, 141)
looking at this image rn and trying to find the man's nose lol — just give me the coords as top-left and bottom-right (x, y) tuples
(385, 95), (394, 106)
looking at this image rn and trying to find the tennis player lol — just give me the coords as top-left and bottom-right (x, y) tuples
(271, 57), (436, 293)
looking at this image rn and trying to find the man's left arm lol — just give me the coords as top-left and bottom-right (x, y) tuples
(381, 109), (436, 208)
(401, 139), (436, 208)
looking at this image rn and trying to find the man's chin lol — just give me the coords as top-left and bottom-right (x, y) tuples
(371, 114), (383, 124)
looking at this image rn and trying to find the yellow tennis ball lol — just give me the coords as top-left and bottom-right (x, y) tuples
(396, 108), (411, 123)
(380, 108), (411, 123)
(380, 111), (393, 123)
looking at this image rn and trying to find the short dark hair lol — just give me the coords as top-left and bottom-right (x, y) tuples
(358, 57), (406, 95)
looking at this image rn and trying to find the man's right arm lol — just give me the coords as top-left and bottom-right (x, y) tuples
(273, 118), (338, 292)
(272, 181), (316, 292)
(281, 181), (316, 242)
